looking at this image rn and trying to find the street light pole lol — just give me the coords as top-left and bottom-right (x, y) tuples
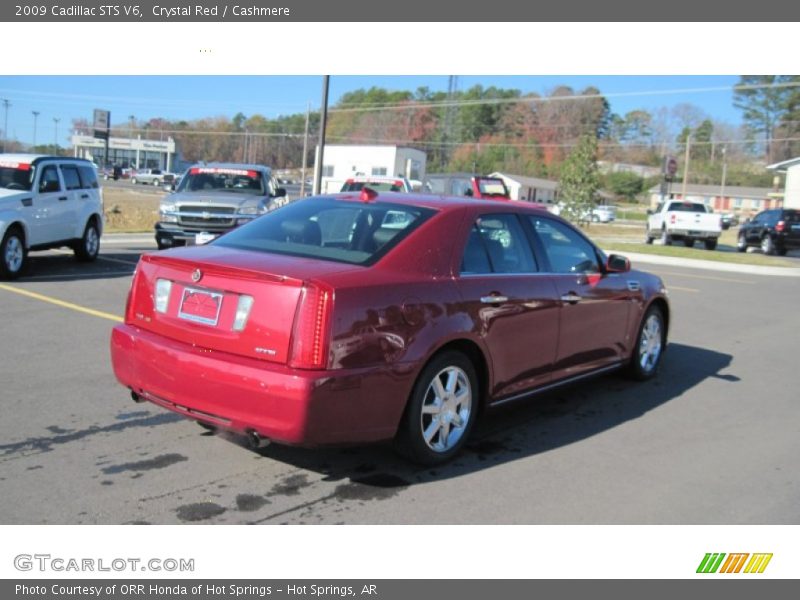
(32, 111), (40, 150)
(1, 99), (9, 153)
(313, 76), (330, 196)
(680, 132), (692, 200)
(53, 117), (60, 154)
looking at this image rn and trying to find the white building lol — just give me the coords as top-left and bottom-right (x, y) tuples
(315, 145), (426, 193)
(70, 134), (176, 171)
(488, 172), (559, 205)
(767, 156), (800, 209)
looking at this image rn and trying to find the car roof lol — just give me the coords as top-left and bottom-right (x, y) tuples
(0, 153), (93, 165)
(189, 162), (271, 173)
(327, 191), (552, 213)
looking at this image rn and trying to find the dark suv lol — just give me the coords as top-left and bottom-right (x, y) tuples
(737, 208), (800, 255)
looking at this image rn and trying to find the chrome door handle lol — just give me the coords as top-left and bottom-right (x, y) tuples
(480, 295), (508, 304)
(560, 293), (582, 304)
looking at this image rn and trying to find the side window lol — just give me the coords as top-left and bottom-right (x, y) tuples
(460, 227), (492, 275)
(77, 165), (99, 189)
(38, 165), (61, 193)
(461, 214), (537, 275)
(528, 216), (600, 274)
(61, 166), (82, 191)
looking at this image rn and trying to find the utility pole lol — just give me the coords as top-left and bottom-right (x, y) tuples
(53, 117), (60, 154)
(680, 132), (691, 200)
(300, 102), (310, 197)
(32, 111), (40, 150)
(720, 146), (727, 202)
(314, 75), (330, 196)
(1, 99), (9, 152)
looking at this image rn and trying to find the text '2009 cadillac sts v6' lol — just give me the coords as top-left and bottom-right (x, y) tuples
(110, 190), (669, 465)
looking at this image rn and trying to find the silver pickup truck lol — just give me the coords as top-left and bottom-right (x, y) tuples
(131, 168), (175, 187)
(154, 163), (288, 249)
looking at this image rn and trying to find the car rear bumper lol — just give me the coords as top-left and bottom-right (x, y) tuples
(110, 324), (414, 446)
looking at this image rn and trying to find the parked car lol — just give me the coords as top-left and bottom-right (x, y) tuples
(720, 213), (739, 230)
(131, 168), (175, 187)
(0, 154), (103, 278)
(424, 174), (510, 200)
(736, 208), (800, 255)
(591, 205), (617, 223)
(154, 163), (287, 249)
(645, 200), (722, 249)
(112, 191), (670, 465)
(340, 176), (413, 193)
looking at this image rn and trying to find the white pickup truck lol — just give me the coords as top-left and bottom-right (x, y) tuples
(646, 200), (723, 250)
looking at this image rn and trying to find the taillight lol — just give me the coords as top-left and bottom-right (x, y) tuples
(289, 282), (333, 369)
(776, 220), (786, 232)
(670, 214), (676, 224)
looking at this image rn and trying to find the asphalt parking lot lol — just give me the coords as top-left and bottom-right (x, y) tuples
(1, 235), (799, 524)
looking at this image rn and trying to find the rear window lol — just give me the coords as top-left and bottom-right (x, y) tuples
(783, 210), (800, 223)
(214, 197), (435, 266)
(668, 202), (707, 212)
(0, 162), (33, 191)
(341, 180), (405, 193)
(178, 167), (266, 195)
(477, 179), (508, 197)
(77, 165), (99, 189)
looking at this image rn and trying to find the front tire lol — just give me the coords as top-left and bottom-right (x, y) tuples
(627, 305), (665, 381)
(704, 238), (718, 250)
(683, 238), (694, 248)
(737, 233), (747, 252)
(74, 220), (100, 262)
(1, 226), (27, 280)
(761, 235), (775, 255)
(395, 351), (479, 465)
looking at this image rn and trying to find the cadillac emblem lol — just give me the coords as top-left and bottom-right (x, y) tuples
(191, 269), (202, 283)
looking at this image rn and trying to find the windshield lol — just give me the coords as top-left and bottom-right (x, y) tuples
(177, 167), (266, 195)
(0, 163), (34, 191)
(477, 179), (508, 196)
(214, 197), (435, 266)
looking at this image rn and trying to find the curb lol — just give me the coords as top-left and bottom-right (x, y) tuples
(612, 250), (800, 278)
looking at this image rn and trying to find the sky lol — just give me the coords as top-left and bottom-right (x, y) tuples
(0, 75), (743, 147)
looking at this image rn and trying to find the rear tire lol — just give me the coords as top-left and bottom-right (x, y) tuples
(394, 351), (479, 466)
(627, 305), (665, 381)
(704, 239), (718, 251)
(683, 238), (694, 248)
(660, 229), (671, 246)
(74, 220), (100, 262)
(777, 247), (788, 256)
(1, 226), (27, 280)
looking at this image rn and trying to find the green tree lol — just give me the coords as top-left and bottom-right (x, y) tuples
(733, 75), (798, 162)
(604, 171), (644, 201)
(559, 134), (599, 223)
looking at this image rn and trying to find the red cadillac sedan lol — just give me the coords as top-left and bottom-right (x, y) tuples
(110, 191), (669, 465)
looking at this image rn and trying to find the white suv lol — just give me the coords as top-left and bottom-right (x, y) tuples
(0, 154), (104, 279)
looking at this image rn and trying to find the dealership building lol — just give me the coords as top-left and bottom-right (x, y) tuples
(70, 134), (177, 171)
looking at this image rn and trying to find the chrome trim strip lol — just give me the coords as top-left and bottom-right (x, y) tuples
(491, 362), (624, 407)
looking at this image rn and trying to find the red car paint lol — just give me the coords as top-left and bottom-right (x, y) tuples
(110, 193), (669, 448)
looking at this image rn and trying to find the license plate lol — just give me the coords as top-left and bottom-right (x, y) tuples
(195, 232), (217, 245)
(178, 287), (223, 326)
(688, 230), (701, 236)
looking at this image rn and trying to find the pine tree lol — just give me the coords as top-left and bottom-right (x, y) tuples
(558, 134), (599, 224)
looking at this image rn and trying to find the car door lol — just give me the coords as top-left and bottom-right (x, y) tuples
(57, 163), (83, 239)
(525, 214), (634, 380)
(29, 163), (66, 244)
(744, 211), (767, 244)
(455, 212), (560, 400)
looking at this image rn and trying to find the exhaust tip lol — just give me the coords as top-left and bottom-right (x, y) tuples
(130, 390), (143, 403)
(246, 430), (270, 450)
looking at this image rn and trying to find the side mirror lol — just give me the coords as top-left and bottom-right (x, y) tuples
(646, 209), (653, 215)
(274, 187), (287, 198)
(606, 254), (630, 273)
